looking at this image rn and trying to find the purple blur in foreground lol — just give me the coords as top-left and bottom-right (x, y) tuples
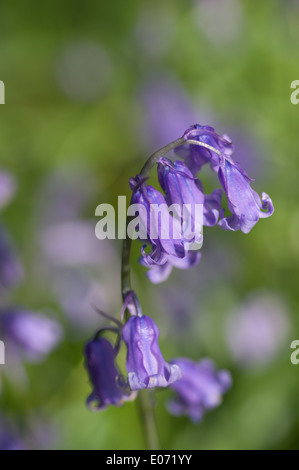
(0, 431), (26, 450)
(168, 358), (232, 422)
(0, 228), (23, 290)
(226, 292), (290, 368)
(85, 337), (134, 410)
(0, 308), (62, 361)
(122, 314), (181, 390)
(0, 415), (54, 450)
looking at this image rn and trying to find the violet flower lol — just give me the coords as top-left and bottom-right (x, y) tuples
(178, 124), (234, 174)
(180, 124), (274, 233)
(0, 308), (62, 361)
(130, 174), (209, 283)
(85, 336), (134, 411)
(122, 311), (181, 390)
(144, 250), (201, 284)
(217, 155), (274, 233)
(150, 158), (219, 283)
(129, 175), (186, 266)
(158, 157), (222, 228)
(168, 358), (232, 422)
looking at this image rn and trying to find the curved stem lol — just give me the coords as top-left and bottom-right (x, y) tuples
(140, 137), (185, 178)
(186, 138), (222, 156)
(139, 137), (222, 179)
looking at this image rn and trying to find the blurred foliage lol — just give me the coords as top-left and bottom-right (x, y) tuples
(0, 0), (299, 450)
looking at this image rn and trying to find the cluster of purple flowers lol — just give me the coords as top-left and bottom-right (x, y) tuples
(84, 124), (273, 423)
(130, 124), (273, 283)
(85, 292), (180, 410)
(85, 290), (230, 421)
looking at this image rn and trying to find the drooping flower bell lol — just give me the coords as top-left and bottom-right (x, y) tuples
(157, 157), (222, 229)
(129, 169), (211, 284)
(168, 358), (232, 422)
(178, 124), (234, 174)
(143, 250), (201, 285)
(137, 158), (206, 283)
(129, 175), (185, 266)
(217, 154), (274, 233)
(122, 292), (181, 390)
(180, 123), (274, 234)
(85, 335), (135, 411)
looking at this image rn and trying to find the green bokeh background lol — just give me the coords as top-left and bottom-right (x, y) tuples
(0, 0), (299, 450)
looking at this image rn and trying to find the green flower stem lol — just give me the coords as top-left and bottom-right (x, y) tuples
(140, 137), (186, 178)
(121, 232), (132, 301)
(121, 136), (221, 450)
(137, 390), (160, 450)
